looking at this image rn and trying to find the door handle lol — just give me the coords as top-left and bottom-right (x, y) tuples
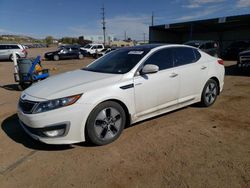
(170, 73), (178, 78)
(201, 66), (207, 70)
(135, 83), (142, 86)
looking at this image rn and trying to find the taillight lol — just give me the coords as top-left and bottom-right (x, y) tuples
(22, 49), (27, 54)
(217, 59), (224, 65)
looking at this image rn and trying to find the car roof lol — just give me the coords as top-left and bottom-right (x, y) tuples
(121, 44), (167, 51)
(185, 40), (215, 44)
(0, 44), (20, 45)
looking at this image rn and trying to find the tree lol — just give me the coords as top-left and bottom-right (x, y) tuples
(45, 36), (53, 45)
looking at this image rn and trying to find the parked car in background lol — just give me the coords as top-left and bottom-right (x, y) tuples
(44, 46), (86, 61)
(237, 48), (250, 68)
(92, 47), (118, 58)
(0, 44), (27, 61)
(222, 41), (250, 60)
(18, 44), (224, 146)
(184, 40), (219, 57)
(80, 43), (104, 56)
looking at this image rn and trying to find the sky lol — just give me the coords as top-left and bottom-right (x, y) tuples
(0, 0), (250, 40)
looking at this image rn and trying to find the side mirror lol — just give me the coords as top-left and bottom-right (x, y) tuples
(141, 64), (159, 74)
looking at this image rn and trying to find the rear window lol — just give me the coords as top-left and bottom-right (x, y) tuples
(205, 42), (215, 49)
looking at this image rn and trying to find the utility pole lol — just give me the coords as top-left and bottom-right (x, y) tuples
(101, 4), (106, 46)
(143, 33), (146, 43)
(124, 31), (127, 41)
(151, 11), (154, 26)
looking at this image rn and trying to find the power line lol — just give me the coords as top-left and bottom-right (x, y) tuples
(101, 4), (106, 45)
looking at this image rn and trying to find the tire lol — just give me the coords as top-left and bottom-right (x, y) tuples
(9, 54), (20, 61)
(78, 54), (84, 59)
(200, 79), (218, 107)
(19, 83), (29, 90)
(53, 55), (59, 61)
(86, 101), (126, 145)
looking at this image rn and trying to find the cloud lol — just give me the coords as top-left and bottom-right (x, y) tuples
(106, 15), (150, 40)
(237, 0), (250, 7)
(69, 15), (151, 40)
(183, 0), (225, 8)
(68, 25), (101, 37)
(0, 28), (9, 34)
(0, 27), (43, 38)
(175, 6), (222, 21)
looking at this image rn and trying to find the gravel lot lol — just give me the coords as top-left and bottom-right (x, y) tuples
(0, 47), (249, 188)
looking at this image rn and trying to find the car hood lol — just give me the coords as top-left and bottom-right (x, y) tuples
(24, 69), (122, 100)
(239, 50), (250, 56)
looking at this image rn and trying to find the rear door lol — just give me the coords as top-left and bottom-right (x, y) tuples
(134, 48), (180, 116)
(172, 47), (208, 103)
(0, 45), (8, 59)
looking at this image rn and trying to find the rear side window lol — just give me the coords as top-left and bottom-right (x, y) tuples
(173, 47), (197, 67)
(0, 45), (7, 50)
(193, 49), (201, 61)
(144, 48), (173, 71)
(8, 45), (20, 49)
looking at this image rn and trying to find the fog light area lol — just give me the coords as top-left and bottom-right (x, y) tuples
(43, 129), (65, 137)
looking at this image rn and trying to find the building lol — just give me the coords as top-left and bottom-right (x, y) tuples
(110, 40), (134, 47)
(84, 34), (115, 44)
(149, 14), (250, 52)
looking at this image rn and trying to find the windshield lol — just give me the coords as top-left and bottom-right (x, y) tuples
(84, 44), (92, 49)
(83, 48), (149, 74)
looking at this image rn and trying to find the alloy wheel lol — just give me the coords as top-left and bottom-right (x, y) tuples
(205, 82), (217, 105)
(94, 107), (122, 141)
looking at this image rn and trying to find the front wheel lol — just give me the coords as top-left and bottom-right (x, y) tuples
(53, 55), (59, 61)
(200, 79), (218, 107)
(86, 101), (126, 145)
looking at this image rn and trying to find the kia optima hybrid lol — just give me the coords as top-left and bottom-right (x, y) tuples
(18, 44), (225, 145)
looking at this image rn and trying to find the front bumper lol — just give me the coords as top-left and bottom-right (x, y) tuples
(18, 102), (93, 145)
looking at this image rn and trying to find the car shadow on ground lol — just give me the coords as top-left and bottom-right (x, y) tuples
(1, 114), (74, 151)
(0, 84), (21, 91)
(225, 64), (250, 76)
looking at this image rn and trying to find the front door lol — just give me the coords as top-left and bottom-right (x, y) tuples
(134, 48), (179, 117)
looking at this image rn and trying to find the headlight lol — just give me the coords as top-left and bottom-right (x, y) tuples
(33, 94), (82, 114)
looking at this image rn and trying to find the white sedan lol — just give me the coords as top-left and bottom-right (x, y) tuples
(18, 44), (225, 145)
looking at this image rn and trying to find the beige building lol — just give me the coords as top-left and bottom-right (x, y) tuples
(110, 40), (134, 47)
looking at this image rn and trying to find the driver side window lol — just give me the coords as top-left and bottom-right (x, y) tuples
(143, 48), (174, 71)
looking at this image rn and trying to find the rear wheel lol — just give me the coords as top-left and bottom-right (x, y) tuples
(9, 54), (20, 61)
(78, 54), (84, 59)
(200, 79), (218, 107)
(86, 101), (126, 145)
(53, 55), (59, 61)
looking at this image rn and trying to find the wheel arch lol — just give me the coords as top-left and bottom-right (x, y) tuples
(101, 99), (131, 127)
(83, 98), (131, 144)
(209, 76), (220, 95)
(9, 53), (20, 60)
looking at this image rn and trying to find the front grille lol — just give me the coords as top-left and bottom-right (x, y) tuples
(19, 99), (38, 114)
(240, 56), (250, 64)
